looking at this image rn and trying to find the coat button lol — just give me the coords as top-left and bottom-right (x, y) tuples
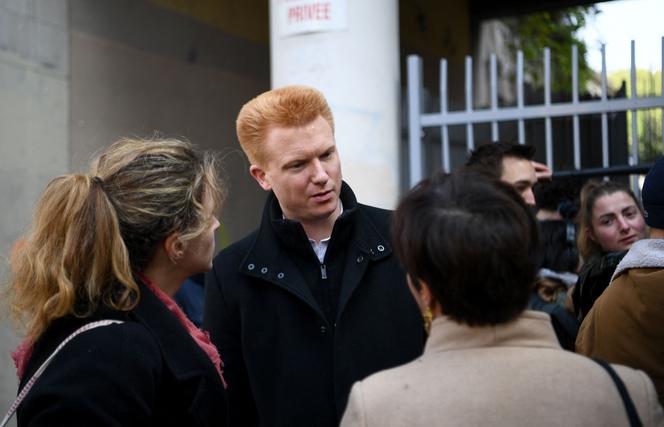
(377, 245), (385, 252)
(277, 272), (285, 279)
(247, 263), (255, 271)
(356, 255), (364, 263)
(320, 326), (327, 334)
(260, 267), (268, 274)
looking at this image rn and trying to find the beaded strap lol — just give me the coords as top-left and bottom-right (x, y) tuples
(0, 319), (124, 427)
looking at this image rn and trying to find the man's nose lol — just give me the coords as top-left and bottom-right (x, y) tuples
(524, 188), (536, 207)
(311, 159), (328, 184)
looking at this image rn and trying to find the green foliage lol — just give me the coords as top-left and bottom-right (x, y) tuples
(609, 69), (663, 163)
(507, 6), (597, 94)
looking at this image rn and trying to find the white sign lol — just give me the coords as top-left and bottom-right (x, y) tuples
(277, 0), (347, 38)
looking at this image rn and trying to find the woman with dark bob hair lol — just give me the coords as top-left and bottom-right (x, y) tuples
(340, 172), (662, 427)
(5, 138), (228, 426)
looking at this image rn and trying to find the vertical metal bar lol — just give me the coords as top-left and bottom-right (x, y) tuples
(517, 50), (525, 144)
(630, 40), (640, 197)
(440, 59), (450, 173)
(544, 47), (553, 169)
(490, 54), (499, 141)
(572, 45), (581, 169)
(662, 37), (664, 154)
(601, 44), (610, 168)
(407, 55), (423, 187)
(630, 40), (639, 166)
(465, 55), (474, 151)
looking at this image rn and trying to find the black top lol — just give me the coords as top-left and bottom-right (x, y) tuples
(573, 251), (627, 322)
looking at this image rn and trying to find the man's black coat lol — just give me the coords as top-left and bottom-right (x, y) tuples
(204, 183), (425, 427)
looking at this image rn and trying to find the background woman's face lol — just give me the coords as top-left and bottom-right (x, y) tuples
(590, 191), (647, 253)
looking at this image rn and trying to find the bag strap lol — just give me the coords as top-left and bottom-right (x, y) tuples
(0, 319), (124, 427)
(592, 358), (643, 427)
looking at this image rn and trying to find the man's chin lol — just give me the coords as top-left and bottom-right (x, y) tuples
(307, 201), (340, 221)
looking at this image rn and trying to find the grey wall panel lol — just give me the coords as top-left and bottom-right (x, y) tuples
(70, 0), (269, 82)
(69, 0), (270, 246)
(0, 1), (70, 421)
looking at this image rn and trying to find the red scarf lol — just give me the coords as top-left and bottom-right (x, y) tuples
(12, 339), (32, 380)
(12, 277), (227, 389)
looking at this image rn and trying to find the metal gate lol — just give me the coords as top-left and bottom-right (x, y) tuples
(407, 39), (664, 189)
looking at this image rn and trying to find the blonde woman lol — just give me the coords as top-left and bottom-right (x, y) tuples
(6, 138), (228, 426)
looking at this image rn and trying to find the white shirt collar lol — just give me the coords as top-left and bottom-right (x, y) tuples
(306, 201), (343, 263)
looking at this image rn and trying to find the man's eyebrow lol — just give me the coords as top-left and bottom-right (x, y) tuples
(282, 158), (305, 168)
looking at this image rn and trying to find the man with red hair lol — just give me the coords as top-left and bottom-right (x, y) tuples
(204, 85), (424, 427)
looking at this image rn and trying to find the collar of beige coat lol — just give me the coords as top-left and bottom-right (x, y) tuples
(424, 311), (559, 354)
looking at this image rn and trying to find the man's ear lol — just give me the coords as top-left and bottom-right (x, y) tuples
(249, 164), (272, 191)
(586, 227), (596, 243)
(164, 232), (185, 264)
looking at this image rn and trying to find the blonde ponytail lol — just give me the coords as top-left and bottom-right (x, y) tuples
(8, 175), (137, 341)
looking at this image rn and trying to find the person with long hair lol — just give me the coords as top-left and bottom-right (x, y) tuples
(340, 172), (663, 426)
(6, 137), (228, 426)
(573, 180), (647, 321)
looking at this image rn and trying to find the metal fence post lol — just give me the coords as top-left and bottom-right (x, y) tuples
(407, 55), (424, 187)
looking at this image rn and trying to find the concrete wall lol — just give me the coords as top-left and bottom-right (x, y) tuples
(69, 0), (270, 244)
(0, 0), (69, 419)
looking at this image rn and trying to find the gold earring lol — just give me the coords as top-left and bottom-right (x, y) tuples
(422, 307), (433, 335)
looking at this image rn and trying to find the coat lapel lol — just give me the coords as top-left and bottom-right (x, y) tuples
(239, 212), (325, 320)
(132, 280), (227, 426)
(336, 207), (392, 322)
(132, 280), (222, 384)
(238, 186), (392, 323)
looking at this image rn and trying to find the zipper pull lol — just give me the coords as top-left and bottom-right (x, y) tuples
(320, 263), (328, 279)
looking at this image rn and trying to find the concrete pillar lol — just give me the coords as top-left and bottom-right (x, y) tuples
(269, 0), (401, 208)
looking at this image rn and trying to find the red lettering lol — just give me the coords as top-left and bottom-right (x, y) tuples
(288, 6), (300, 23)
(287, 2), (332, 24)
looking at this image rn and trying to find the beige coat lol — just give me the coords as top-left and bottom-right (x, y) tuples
(341, 311), (663, 427)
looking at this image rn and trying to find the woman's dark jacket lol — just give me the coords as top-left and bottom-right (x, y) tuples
(17, 279), (228, 427)
(203, 182), (425, 427)
(573, 251), (627, 322)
